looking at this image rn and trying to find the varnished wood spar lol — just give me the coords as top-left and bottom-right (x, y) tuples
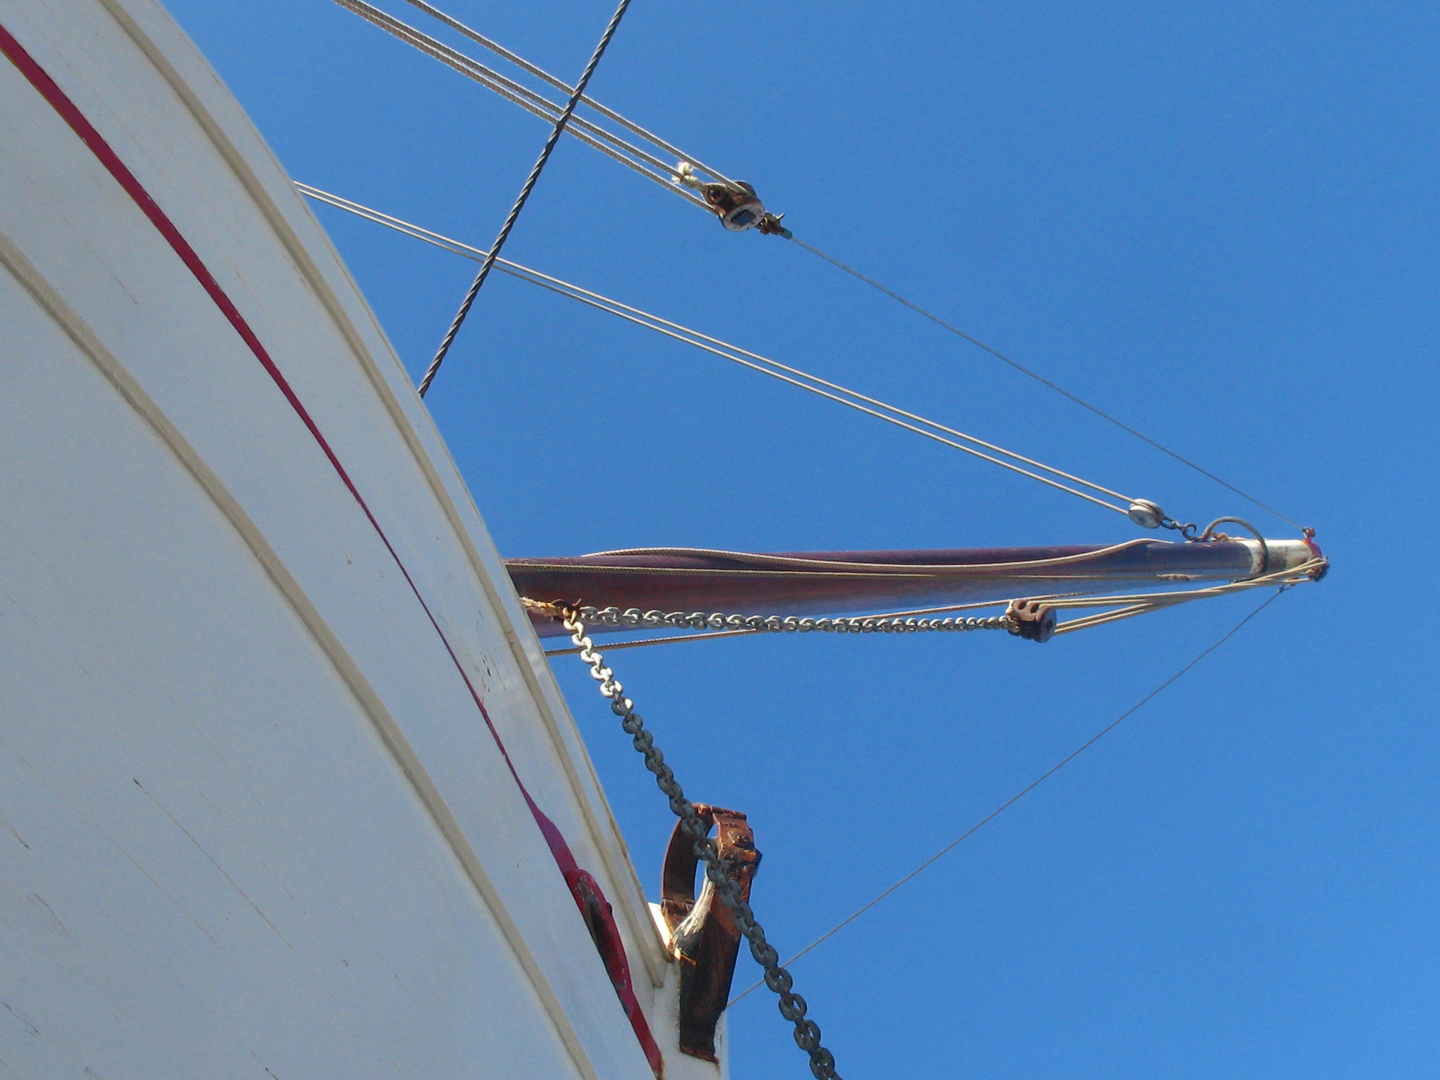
(509, 539), (1321, 636)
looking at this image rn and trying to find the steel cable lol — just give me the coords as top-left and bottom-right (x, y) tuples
(297, 184), (1142, 518)
(416, 0), (636, 396)
(328, 0), (713, 210)
(330, 1), (1306, 529)
(786, 236), (1307, 531)
(396, 0), (737, 185)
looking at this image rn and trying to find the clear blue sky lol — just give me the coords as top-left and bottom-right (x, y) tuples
(168, 2), (1436, 1076)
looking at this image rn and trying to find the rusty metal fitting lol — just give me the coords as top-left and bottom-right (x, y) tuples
(519, 596), (567, 618)
(1006, 599), (1057, 643)
(756, 211), (790, 237)
(660, 804), (761, 1062)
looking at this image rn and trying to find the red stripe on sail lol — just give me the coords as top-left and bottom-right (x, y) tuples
(0, 23), (661, 1074)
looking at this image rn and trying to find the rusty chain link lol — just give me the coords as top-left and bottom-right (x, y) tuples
(561, 607), (844, 1080)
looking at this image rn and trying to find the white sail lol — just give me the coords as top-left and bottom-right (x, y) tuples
(0, 2), (708, 1076)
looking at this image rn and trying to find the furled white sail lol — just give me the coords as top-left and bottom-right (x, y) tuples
(0, 2), (705, 1076)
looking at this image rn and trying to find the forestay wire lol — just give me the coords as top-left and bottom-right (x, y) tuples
(327, 0), (723, 206)
(297, 183), (1141, 519)
(785, 236), (1308, 532)
(396, 0), (739, 187)
(332, 0), (1306, 531)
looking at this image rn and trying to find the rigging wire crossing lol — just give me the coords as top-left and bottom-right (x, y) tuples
(728, 586), (1292, 1008)
(297, 183), (1169, 524)
(396, 0), (738, 188)
(327, 0), (714, 208)
(332, 0), (1306, 531)
(415, 0), (635, 397)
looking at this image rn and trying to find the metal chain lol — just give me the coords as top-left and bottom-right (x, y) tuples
(569, 603), (1012, 636)
(561, 608), (844, 1080)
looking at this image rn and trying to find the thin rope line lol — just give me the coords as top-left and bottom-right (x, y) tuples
(787, 235), (1305, 531)
(416, 0), (635, 397)
(471, 250), (1133, 503)
(728, 587), (1288, 1007)
(397, 0), (736, 184)
(298, 184), (1135, 516)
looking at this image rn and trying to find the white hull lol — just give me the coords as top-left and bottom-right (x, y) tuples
(0, 2), (705, 1076)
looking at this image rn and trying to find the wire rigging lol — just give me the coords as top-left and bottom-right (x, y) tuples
(416, 0), (636, 397)
(396, 0), (738, 186)
(327, 0), (717, 209)
(786, 236), (1308, 531)
(728, 587), (1291, 1007)
(332, 0), (1306, 530)
(297, 183), (1142, 519)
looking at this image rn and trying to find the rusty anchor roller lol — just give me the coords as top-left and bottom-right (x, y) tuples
(660, 804), (762, 1061)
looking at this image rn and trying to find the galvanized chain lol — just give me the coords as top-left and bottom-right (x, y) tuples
(561, 607), (844, 1080)
(570, 604), (1012, 636)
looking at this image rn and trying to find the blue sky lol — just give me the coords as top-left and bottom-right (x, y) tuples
(167, 2), (1437, 1076)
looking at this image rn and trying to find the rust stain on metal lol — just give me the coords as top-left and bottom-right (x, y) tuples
(660, 804), (761, 1062)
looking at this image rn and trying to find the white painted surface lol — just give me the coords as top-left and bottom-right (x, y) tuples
(0, 1), (686, 1075)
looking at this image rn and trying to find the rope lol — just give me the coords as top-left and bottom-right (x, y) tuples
(416, 0), (636, 397)
(1043, 557), (1324, 633)
(785, 235), (1307, 532)
(396, 0), (737, 185)
(297, 184), (1143, 519)
(327, 0), (712, 211)
(729, 587), (1290, 1007)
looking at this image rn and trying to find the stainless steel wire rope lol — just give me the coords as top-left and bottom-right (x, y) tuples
(414, 0), (636, 397)
(327, 0), (715, 207)
(297, 184), (1155, 521)
(330, 0), (1307, 530)
(783, 236), (1309, 532)
(394, 0), (738, 186)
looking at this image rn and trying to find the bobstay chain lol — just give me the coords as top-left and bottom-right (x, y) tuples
(559, 606), (846, 1080)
